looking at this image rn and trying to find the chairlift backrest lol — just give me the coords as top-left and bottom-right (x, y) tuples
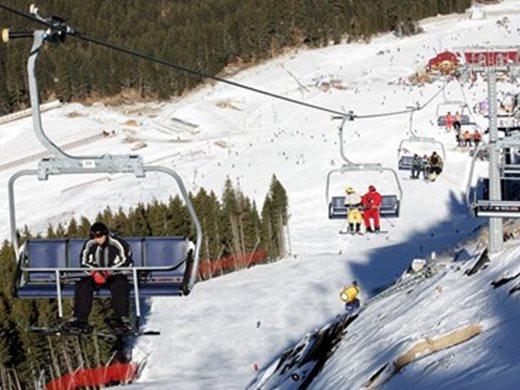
(26, 239), (67, 280)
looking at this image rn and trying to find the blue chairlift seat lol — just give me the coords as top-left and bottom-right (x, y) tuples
(398, 155), (414, 170)
(15, 237), (192, 299)
(16, 239), (69, 298)
(329, 195), (400, 219)
(437, 114), (471, 127)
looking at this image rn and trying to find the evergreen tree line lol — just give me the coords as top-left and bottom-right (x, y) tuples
(0, 0), (471, 115)
(0, 175), (288, 388)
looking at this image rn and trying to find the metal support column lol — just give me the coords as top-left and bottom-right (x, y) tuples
(487, 67), (503, 253)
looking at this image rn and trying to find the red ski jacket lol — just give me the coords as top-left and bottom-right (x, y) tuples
(361, 191), (382, 210)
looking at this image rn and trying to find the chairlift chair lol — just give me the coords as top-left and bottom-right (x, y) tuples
(466, 134), (520, 218)
(326, 117), (403, 220)
(436, 91), (471, 127)
(436, 102), (471, 127)
(397, 109), (446, 170)
(5, 16), (202, 329)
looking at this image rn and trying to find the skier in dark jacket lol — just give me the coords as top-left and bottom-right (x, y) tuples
(428, 151), (443, 181)
(61, 222), (133, 334)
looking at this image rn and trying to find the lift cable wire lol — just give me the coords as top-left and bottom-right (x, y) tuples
(0, 3), (448, 121)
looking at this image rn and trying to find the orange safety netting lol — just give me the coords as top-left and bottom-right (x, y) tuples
(198, 250), (267, 277)
(45, 363), (137, 390)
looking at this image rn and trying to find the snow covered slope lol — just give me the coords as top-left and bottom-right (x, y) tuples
(2, 0), (520, 389)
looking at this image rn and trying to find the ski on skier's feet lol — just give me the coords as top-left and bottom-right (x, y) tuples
(28, 325), (115, 339)
(339, 230), (363, 236)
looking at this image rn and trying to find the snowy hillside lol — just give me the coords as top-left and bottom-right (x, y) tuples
(2, 0), (520, 389)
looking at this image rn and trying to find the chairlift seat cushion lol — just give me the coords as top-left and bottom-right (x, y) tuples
(329, 195), (400, 219)
(438, 115), (471, 127)
(16, 237), (190, 298)
(26, 239), (67, 281)
(380, 195), (400, 217)
(144, 237), (187, 278)
(67, 239), (85, 268)
(398, 155), (414, 170)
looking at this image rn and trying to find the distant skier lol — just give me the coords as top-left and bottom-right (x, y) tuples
(428, 151), (443, 181)
(445, 111), (453, 131)
(344, 187), (363, 234)
(463, 130), (473, 147)
(340, 281), (361, 314)
(453, 119), (461, 134)
(60, 222), (133, 334)
(410, 154), (422, 179)
(361, 185), (382, 233)
(420, 154), (430, 179)
(454, 111), (462, 123)
(473, 130), (482, 148)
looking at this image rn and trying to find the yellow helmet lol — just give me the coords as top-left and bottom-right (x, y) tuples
(345, 187), (354, 194)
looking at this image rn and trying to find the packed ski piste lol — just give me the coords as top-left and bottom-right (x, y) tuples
(2, 1), (520, 389)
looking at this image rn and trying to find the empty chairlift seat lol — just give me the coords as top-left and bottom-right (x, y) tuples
(16, 239), (68, 298)
(380, 195), (400, 217)
(15, 237), (193, 299)
(139, 237), (191, 296)
(398, 155), (414, 170)
(329, 195), (400, 219)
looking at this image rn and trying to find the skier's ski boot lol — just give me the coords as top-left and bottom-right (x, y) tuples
(112, 317), (133, 336)
(59, 318), (93, 334)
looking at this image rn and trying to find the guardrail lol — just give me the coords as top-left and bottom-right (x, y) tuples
(0, 132), (105, 172)
(0, 100), (61, 125)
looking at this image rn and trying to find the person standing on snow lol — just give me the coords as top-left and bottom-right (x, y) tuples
(361, 185), (382, 233)
(344, 187), (363, 234)
(60, 222), (133, 335)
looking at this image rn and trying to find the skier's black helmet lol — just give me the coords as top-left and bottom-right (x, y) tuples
(89, 222), (109, 238)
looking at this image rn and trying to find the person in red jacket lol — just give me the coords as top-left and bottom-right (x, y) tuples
(361, 185), (382, 233)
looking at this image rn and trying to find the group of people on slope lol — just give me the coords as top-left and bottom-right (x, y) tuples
(409, 151), (443, 181)
(344, 185), (383, 234)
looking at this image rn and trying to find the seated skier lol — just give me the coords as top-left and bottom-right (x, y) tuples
(344, 186), (363, 234)
(60, 222), (134, 335)
(410, 154), (422, 179)
(428, 151), (443, 181)
(361, 185), (382, 233)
